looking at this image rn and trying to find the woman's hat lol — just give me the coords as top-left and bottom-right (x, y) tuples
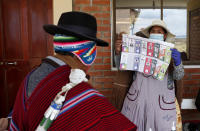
(141, 19), (175, 41)
(43, 11), (109, 46)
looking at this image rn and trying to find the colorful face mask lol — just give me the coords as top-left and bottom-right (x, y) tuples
(53, 35), (97, 66)
(149, 33), (164, 41)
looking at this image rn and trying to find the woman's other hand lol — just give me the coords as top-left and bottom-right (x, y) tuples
(115, 39), (122, 55)
(171, 48), (181, 66)
(115, 33), (124, 55)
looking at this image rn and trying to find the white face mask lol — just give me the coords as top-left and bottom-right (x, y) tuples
(149, 33), (164, 41)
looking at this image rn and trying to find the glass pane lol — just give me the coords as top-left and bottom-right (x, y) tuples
(113, 8), (187, 69)
(133, 9), (187, 53)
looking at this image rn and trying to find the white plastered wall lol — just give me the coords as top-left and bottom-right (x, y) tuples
(53, 0), (72, 24)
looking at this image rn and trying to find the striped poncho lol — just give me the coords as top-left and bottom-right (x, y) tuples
(9, 64), (137, 131)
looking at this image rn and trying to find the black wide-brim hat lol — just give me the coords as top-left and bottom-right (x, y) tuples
(43, 11), (108, 46)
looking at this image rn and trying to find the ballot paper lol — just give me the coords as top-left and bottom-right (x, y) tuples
(120, 34), (174, 80)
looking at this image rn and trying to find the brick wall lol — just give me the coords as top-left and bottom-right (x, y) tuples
(183, 0), (200, 118)
(73, 0), (116, 100)
(189, 8), (200, 60)
(181, 68), (200, 116)
(182, 68), (200, 99)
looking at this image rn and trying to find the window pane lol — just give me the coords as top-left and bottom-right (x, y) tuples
(133, 9), (187, 52)
(114, 8), (188, 69)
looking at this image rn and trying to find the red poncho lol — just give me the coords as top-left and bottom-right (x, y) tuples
(9, 65), (137, 131)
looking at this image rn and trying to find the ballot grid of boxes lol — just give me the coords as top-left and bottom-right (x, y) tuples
(120, 34), (174, 80)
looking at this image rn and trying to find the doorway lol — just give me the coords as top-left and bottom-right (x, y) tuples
(0, 0), (53, 117)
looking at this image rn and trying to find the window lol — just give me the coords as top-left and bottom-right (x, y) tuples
(112, 8), (187, 69)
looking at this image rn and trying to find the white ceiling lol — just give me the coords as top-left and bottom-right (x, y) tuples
(116, 0), (188, 9)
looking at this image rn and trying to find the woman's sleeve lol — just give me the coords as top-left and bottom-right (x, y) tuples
(173, 62), (184, 80)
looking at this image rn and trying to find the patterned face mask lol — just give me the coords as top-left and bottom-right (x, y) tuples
(149, 33), (164, 41)
(53, 34), (97, 66)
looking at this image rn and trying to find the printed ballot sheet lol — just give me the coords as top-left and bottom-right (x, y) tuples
(120, 34), (174, 80)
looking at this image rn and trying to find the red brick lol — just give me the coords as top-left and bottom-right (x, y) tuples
(97, 51), (110, 57)
(82, 6), (101, 12)
(93, 64), (111, 70)
(183, 80), (200, 85)
(104, 46), (111, 51)
(97, 32), (102, 38)
(190, 86), (200, 92)
(74, 6), (81, 11)
(183, 86), (192, 92)
(93, 0), (110, 5)
(93, 83), (103, 89)
(104, 57), (111, 64)
(99, 88), (113, 99)
(97, 26), (110, 31)
(96, 46), (103, 52)
(74, 0), (90, 4)
(182, 93), (195, 98)
(189, 86), (200, 89)
(99, 89), (113, 94)
(102, 19), (110, 25)
(104, 71), (116, 76)
(182, 109), (199, 115)
(104, 83), (113, 88)
(101, 6), (110, 11)
(94, 57), (103, 64)
(96, 19), (102, 25)
(103, 32), (111, 37)
(94, 13), (110, 18)
(191, 74), (200, 79)
(183, 74), (190, 80)
(88, 71), (103, 76)
(95, 77), (113, 83)
(185, 68), (200, 73)
(87, 78), (94, 84)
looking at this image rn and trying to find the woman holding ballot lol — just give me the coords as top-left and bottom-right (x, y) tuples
(117, 19), (184, 131)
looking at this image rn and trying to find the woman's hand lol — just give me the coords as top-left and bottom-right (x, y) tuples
(115, 39), (122, 55)
(170, 48), (181, 66)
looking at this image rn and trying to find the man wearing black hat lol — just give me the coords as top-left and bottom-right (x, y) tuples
(1, 11), (137, 131)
